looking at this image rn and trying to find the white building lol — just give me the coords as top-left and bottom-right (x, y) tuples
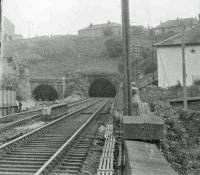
(2, 17), (15, 41)
(155, 24), (200, 88)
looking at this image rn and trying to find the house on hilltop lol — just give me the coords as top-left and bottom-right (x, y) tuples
(78, 21), (121, 37)
(1, 17), (23, 42)
(153, 17), (199, 35)
(2, 17), (15, 42)
(155, 24), (200, 88)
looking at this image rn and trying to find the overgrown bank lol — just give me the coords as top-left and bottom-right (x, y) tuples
(141, 87), (200, 175)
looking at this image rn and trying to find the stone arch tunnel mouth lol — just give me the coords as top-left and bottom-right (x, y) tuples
(89, 78), (116, 97)
(32, 84), (58, 101)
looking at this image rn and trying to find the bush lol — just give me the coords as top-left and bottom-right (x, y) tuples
(193, 80), (200, 86)
(104, 38), (123, 57)
(169, 81), (182, 89)
(187, 85), (200, 97)
(103, 26), (114, 37)
(118, 61), (124, 74)
(143, 61), (157, 75)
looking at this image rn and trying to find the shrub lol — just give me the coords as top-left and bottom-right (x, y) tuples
(104, 38), (123, 57)
(193, 79), (200, 86)
(143, 61), (157, 74)
(169, 80), (182, 89)
(103, 26), (114, 37)
(118, 61), (124, 74)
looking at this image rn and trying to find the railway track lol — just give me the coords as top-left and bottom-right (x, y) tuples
(0, 98), (90, 125)
(50, 101), (112, 175)
(0, 110), (42, 128)
(0, 98), (109, 175)
(0, 98), (93, 146)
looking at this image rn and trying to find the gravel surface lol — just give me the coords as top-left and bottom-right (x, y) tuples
(79, 111), (111, 175)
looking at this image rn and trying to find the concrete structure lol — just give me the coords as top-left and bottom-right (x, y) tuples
(2, 17), (15, 42)
(78, 21), (121, 37)
(122, 104), (176, 174)
(30, 77), (64, 100)
(124, 141), (178, 175)
(123, 115), (164, 141)
(155, 24), (200, 88)
(153, 17), (198, 35)
(30, 71), (120, 100)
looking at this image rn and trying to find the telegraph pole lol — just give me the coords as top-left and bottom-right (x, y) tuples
(0, 0), (2, 31)
(181, 24), (188, 111)
(0, 0), (2, 57)
(121, 0), (132, 116)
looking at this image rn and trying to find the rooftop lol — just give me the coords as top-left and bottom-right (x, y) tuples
(2, 17), (15, 27)
(155, 24), (200, 47)
(155, 18), (198, 29)
(79, 21), (121, 31)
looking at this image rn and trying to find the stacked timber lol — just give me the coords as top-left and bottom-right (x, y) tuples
(0, 89), (18, 117)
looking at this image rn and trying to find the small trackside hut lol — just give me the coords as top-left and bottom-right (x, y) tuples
(0, 88), (18, 117)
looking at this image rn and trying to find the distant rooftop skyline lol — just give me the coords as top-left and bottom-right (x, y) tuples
(3, 0), (200, 38)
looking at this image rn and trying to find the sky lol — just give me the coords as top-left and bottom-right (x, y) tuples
(2, 0), (200, 38)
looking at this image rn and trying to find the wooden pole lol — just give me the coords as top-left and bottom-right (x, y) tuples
(121, 0), (132, 116)
(0, 0), (2, 57)
(181, 24), (188, 111)
(0, 0), (2, 32)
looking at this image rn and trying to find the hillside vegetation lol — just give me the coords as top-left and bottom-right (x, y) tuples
(3, 36), (120, 78)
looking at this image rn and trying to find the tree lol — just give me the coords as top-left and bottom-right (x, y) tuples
(104, 38), (123, 57)
(193, 80), (200, 86)
(2, 62), (31, 101)
(143, 61), (157, 75)
(118, 61), (124, 74)
(103, 26), (114, 37)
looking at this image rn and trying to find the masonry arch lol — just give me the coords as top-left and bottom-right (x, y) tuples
(88, 78), (116, 97)
(32, 84), (58, 101)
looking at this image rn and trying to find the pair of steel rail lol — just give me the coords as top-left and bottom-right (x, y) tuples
(0, 98), (109, 175)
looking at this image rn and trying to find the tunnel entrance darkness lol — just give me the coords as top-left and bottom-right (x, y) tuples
(32, 84), (58, 101)
(89, 78), (116, 97)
